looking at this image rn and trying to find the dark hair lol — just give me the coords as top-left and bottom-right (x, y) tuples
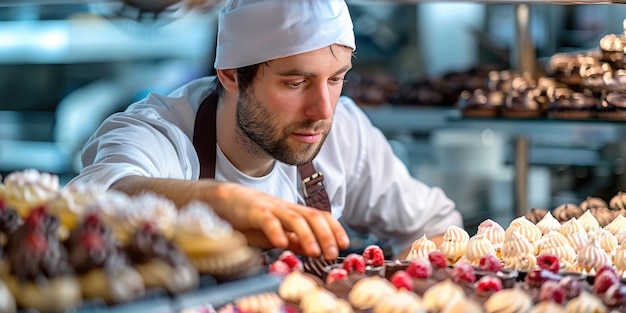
(213, 63), (262, 96)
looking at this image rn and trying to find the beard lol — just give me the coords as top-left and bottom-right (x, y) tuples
(235, 86), (330, 166)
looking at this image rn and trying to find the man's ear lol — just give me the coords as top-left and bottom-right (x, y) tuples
(217, 69), (238, 92)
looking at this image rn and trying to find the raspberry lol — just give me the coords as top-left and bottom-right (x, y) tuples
(478, 254), (503, 273)
(525, 269), (560, 288)
(451, 261), (475, 284)
(341, 253), (366, 274)
(537, 254), (560, 274)
(594, 267), (620, 294)
(278, 251), (303, 272)
(390, 270), (413, 291)
(268, 260), (292, 276)
(325, 268), (348, 285)
(597, 264), (618, 277)
(475, 275), (502, 293)
(362, 245), (385, 267)
(538, 280), (566, 304)
(24, 230), (47, 256)
(405, 258), (432, 279)
(428, 251), (448, 269)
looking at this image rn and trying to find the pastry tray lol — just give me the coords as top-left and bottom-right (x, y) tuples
(16, 273), (283, 313)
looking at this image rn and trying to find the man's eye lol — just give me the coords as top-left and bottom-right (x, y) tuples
(289, 81), (305, 88)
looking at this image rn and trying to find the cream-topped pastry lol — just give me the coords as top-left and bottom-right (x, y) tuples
(590, 228), (618, 256)
(406, 234), (436, 261)
(535, 211), (561, 235)
(564, 291), (607, 313)
(579, 196), (609, 212)
(173, 201), (260, 279)
(577, 210), (600, 234)
(87, 190), (133, 243)
(530, 301), (566, 313)
(422, 280), (465, 313)
(348, 276), (395, 310)
(126, 192), (178, 239)
(559, 218), (586, 236)
(538, 230), (576, 269)
(235, 292), (284, 313)
(476, 219), (505, 255)
(615, 229), (626, 245)
(575, 237), (611, 274)
(484, 287), (533, 313)
(300, 288), (353, 313)
(4, 169), (59, 218)
(279, 271), (319, 304)
(372, 290), (425, 313)
(502, 231), (534, 259)
(465, 234), (496, 265)
(438, 225), (469, 264)
(47, 184), (106, 232)
(604, 214), (626, 236)
(503, 253), (537, 272)
(614, 243), (626, 276)
(505, 216), (541, 253)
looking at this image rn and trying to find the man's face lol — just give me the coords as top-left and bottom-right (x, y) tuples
(235, 44), (353, 165)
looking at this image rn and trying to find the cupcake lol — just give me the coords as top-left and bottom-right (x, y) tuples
(406, 234), (437, 261)
(421, 279), (466, 312)
(3, 169), (59, 218)
(278, 271), (320, 307)
(464, 234), (496, 266)
(173, 201), (262, 281)
(538, 231), (576, 270)
(604, 214), (626, 236)
(578, 210), (601, 234)
(438, 225), (469, 265)
(4, 219), (81, 312)
(476, 219), (505, 258)
(126, 221), (199, 295)
(66, 213), (145, 304)
(574, 237), (611, 274)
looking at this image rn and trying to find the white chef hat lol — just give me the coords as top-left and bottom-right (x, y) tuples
(214, 0), (356, 70)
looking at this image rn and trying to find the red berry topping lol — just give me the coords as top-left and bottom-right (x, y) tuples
(525, 269), (561, 288)
(268, 260), (292, 276)
(451, 261), (475, 284)
(25, 206), (47, 228)
(428, 251), (448, 269)
(597, 264), (618, 277)
(325, 267), (348, 285)
(24, 230), (47, 255)
(537, 254), (560, 274)
(390, 270), (413, 291)
(83, 212), (104, 229)
(538, 280), (565, 304)
(341, 253), (366, 274)
(278, 251), (303, 272)
(594, 267), (620, 294)
(362, 245), (385, 267)
(405, 258), (432, 279)
(606, 282), (626, 307)
(475, 275), (503, 293)
(478, 254), (503, 273)
(80, 231), (105, 250)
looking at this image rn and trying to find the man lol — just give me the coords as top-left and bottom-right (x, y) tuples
(71, 0), (462, 260)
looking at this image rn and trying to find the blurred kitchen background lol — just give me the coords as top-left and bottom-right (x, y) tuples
(1, 0), (626, 229)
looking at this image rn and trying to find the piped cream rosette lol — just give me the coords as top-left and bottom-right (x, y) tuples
(504, 216), (542, 255)
(476, 219), (505, 258)
(46, 183), (107, 235)
(535, 211), (560, 236)
(173, 201), (260, 279)
(502, 231), (537, 271)
(438, 225), (469, 265)
(537, 230), (576, 269)
(3, 169), (59, 218)
(571, 237), (611, 275)
(88, 191), (177, 245)
(464, 233), (497, 266)
(406, 234), (436, 261)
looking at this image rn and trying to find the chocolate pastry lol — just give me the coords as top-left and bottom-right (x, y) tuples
(579, 196), (609, 212)
(502, 90), (541, 118)
(303, 256), (339, 281)
(552, 203), (584, 223)
(548, 53), (599, 89)
(588, 207), (618, 227)
(581, 62), (612, 93)
(599, 91), (626, 120)
(599, 33), (626, 70)
(524, 208), (548, 224)
(610, 191), (626, 211)
(548, 88), (598, 119)
(457, 89), (501, 117)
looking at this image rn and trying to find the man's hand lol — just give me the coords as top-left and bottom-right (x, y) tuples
(210, 181), (349, 259)
(111, 176), (349, 259)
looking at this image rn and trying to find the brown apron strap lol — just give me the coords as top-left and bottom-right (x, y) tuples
(192, 91), (331, 212)
(192, 92), (219, 179)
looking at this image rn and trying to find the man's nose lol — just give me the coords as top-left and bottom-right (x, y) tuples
(304, 83), (334, 120)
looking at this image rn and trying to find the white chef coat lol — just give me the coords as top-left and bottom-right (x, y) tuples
(71, 76), (463, 254)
